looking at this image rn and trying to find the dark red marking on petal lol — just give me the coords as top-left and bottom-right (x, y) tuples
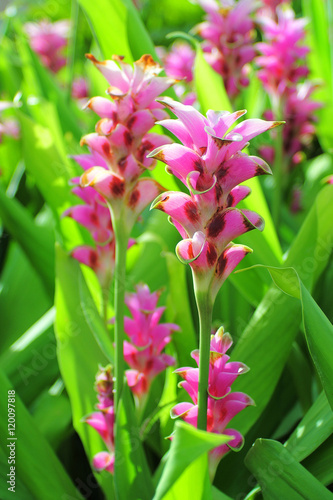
(129, 189), (140, 208)
(90, 212), (98, 224)
(194, 159), (204, 173)
(216, 251), (227, 277)
(216, 165), (229, 180)
(184, 201), (200, 223)
(118, 157), (127, 171)
(124, 130), (133, 147)
(255, 165), (267, 176)
(127, 115), (136, 129)
(102, 142), (112, 157)
(207, 212), (226, 239)
(243, 216), (254, 231)
(109, 177), (125, 197)
(206, 242), (217, 267)
(226, 193), (234, 207)
(89, 251), (98, 269)
(137, 141), (153, 162)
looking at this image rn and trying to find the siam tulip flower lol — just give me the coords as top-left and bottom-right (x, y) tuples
(79, 54), (176, 236)
(71, 77), (89, 106)
(123, 284), (179, 403)
(256, 5), (309, 98)
(85, 365), (115, 474)
(157, 43), (197, 105)
(324, 175), (333, 185)
(150, 97), (281, 304)
(164, 42), (195, 83)
(171, 327), (253, 478)
(24, 19), (70, 73)
(193, 0), (258, 98)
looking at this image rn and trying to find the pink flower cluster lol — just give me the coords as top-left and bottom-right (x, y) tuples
(123, 284), (179, 402)
(150, 98), (280, 302)
(85, 366), (115, 474)
(63, 175), (118, 288)
(78, 54), (176, 233)
(157, 42), (197, 105)
(256, 5), (320, 167)
(171, 327), (253, 476)
(24, 20), (70, 73)
(194, 0), (257, 98)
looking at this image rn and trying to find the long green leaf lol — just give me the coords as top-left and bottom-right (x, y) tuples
(245, 439), (333, 499)
(285, 391), (333, 462)
(0, 186), (54, 294)
(114, 383), (154, 500)
(229, 185), (333, 435)
(54, 245), (114, 499)
(0, 369), (83, 500)
(153, 421), (231, 500)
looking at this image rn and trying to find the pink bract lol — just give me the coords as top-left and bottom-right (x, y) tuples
(123, 284), (180, 401)
(24, 19), (70, 73)
(171, 327), (253, 477)
(194, 0), (258, 97)
(150, 98), (281, 302)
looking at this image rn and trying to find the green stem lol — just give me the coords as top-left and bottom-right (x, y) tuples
(113, 217), (129, 413)
(67, 0), (79, 102)
(195, 290), (213, 431)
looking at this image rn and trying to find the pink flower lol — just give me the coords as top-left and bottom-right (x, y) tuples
(256, 5), (309, 96)
(85, 366), (115, 474)
(193, 0), (258, 97)
(171, 327), (253, 477)
(123, 284), (180, 401)
(79, 54), (176, 233)
(150, 98), (280, 303)
(164, 42), (195, 83)
(24, 20), (70, 73)
(71, 77), (89, 100)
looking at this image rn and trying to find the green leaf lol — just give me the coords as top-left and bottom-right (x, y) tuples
(1, 308), (58, 406)
(165, 252), (197, 366)
(160, 453), (213, 500)
(54, 244), (114, 499)
(153, 421), (231, 500)
(19, 112), (86, 249)
(114, 383), (154, 500)
(229, 185), (333, 436)
(78, 272), (114, 363)
(245, 439), (333, 499)
(78, 0), (133, 61)
(0, 368), (83, 500)
(0, 243), (52, 353)
(302, 434), (333, 486)
(245, 264), (333, 412)
(194, 46), (232, 113)
(285, 391), (333, 462)
(0, 186), (54, 295)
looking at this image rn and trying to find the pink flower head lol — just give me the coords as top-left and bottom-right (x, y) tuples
(84, 365), (115, 474)
(71, 77), (89, 100)
(193, 0), (258, 97)
(79, 54), (176, 232)
(325, 175), (333, 185)
(123, 284), (180, 401)
(24, 19), (70, 73)
(171, 327), (253, 477)
(256, 5), (309, 96)
(164, 42), (195, 83)
(150, 98), (281, 303)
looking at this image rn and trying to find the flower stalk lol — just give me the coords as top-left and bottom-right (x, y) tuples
(112, 217), (129, 412)
(195, 289), (213, 431)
